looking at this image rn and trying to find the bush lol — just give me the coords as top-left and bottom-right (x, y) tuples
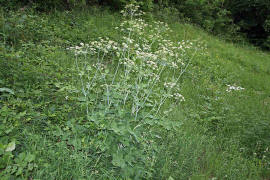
(0, 0), (153, 11)
(0, 0), (95, 11)
(99, 0), (154, 11)
(225, 0), (270, 49)
(156, 0), (237, 36)
(0, 10), (52, 46)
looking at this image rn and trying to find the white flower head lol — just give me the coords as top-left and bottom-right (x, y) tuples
(174, 93), (185, 101)
(226, 84), (245, 92)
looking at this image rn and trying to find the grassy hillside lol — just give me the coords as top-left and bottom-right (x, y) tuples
(0, 6), (270, 179)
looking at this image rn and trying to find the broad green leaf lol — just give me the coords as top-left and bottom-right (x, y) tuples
(5, 141), (16, 152)
(112, 153), (126, 168)
(25, 153), (35, 163)
(77, 97), (87, 102)
(0, 88), (14, 95)
(16, 167), (23, 176)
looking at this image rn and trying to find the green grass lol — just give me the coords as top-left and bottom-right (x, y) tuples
(0, 7), (270, 179)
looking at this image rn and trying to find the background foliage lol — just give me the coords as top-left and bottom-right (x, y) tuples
(1, 0), (270, 49)
(225, 0), (270, 49)
(1, 0), (270, 179)
(0, 0), (270, 49)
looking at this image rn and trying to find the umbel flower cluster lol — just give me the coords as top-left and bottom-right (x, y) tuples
(66, 3), (206, 177)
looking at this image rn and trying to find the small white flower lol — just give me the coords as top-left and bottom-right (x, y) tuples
(171, 62), (178, 68)
(174, 93), (185, 101)
(226, 84), (245, 92)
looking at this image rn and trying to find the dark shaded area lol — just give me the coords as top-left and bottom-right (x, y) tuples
(225, 0), (270, 49)
(0, 0), (269, 48)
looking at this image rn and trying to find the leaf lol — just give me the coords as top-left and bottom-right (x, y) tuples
(158, 120), (172, 130)
(16, 167), (23, 176)
(28, 163), (34, 171)
(112, 153), (126, 168)
(111, 122), (121, 134)
(5, 141), (16, 152)
(145, 103), (153, 107)
(25, 153), (35, 163)
(77, 97), (87, 102)
(0, 88), (15, 95)
(54, 82), (62, 88)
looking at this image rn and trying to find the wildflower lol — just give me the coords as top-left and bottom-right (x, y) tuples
(122, 42), (128, 49)
(174, 93), (185, 101)
(226, 84), (245, 92)
(171, 62), (178, 68)
(164, 82), (176, 88)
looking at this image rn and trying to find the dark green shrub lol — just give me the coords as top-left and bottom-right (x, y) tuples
(0, 0), (24, 10)
(153, 5), (179, 23)
(225, 0), (270, 49)
(0, 0), (92, 11)
(156, 0), (238, 36)
(0, 0), (153, 11)
(99, 0), (153, 11)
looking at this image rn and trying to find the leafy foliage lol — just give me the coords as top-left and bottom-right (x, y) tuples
(225, 0), (270, 49)
(158, 0), (237, 35)
(1, 0), (270, 49)
(0, 2), (270, 179)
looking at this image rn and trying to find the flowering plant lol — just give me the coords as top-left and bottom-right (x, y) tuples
(67, 3), (206, 178)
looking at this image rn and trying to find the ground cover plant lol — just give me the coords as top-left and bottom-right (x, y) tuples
(0, 3), (270, 180)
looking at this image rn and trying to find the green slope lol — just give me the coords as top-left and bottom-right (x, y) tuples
(0, 8), (269, 179)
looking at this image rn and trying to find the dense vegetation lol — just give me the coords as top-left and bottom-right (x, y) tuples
(1, 1), (270, 179)
(1, 0), (270, 49)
